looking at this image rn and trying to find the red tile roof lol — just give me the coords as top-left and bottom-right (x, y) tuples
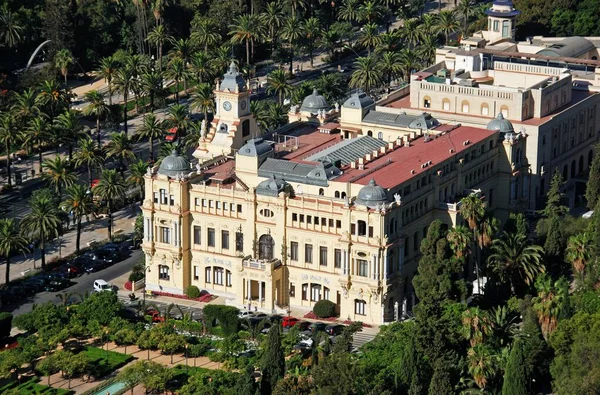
(335, 125), (497, 188)
(278, 126), (342, 161)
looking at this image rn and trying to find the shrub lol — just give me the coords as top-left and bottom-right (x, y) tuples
(313, 300), (337, 318)
(0, 312), (12, 339)
(185, 285), (201, 299)
(203, 305), (240, 336)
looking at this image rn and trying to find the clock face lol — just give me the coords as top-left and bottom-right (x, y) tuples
(240, 100), (247, 110)
(223, 101), (232, 111)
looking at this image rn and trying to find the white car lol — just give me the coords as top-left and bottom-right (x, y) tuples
(93, 279), (113, 293)
(238, 310), (255, 319)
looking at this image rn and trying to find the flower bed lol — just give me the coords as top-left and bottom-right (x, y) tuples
(301, 312), (373, 328)
(151, 290), (216, 303)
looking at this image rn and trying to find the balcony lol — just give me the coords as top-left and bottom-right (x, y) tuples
(437, 201), (462, 211)
(242, 258), (282, 271)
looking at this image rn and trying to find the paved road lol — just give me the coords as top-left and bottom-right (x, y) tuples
(5, 250), (143, 317)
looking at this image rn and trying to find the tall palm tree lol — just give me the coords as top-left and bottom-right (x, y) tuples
(191, 18), (221, 53)
(280, 16), (304, 73)
(54, 110), (86, 161)
(113, 64), (136, 135)
(0, 5), (24, 47)
(417, 35), (438, 65)
(21, 193), (61, 269)
(97, 56), (119, 106)
(169, 38), (193, 92)
(140, 69), (163, 111)
(358, 23), (382, 56)
(401, 19), (422, 49)
(303, 17), (321, 68)
(61, 184), (92, 254)
(0, 114), (18, 187)
(165, 57), (187, 104)
(283, 0), (307, 18)
(358, 0), (382, 23)
(532, 274), (564, 340)
(106, 132), (136, 177)
(184, 121), (203, 150)
(125, 54), (150, 113)
(23, 116), (51, 169)
(83, 90), (110, 145)
(266, 69), (293, 105)
(350, 56), (382, 95)
(73, 138), (104, 188)
(322, 29), (341, 58)
(188, 52), (213, 85)
(230, 14), (263, 66)
(488, 231), (545, 294)
(265, 102), (289, 131)
(467, 344), (495, 390)
(398, 49), (420, 82)
(54, 49), (74, 85)
(210, 44), (234, 75)
(127, 159), (148, 201)
(137, 113), (165, 161)
(460, 193), (486, 289)
(36, 79), (71, 118)
(191, 84), (215, 138)
(261, 2), (283, 54)
(488, 306), (518, 347)
(315, 74), (346, 104)
(93, 169), (127, 241)
(291, 81), (314, 106)
(165, 104), (190, 136)
(436, 10), (460, 45)
(566, 232), (593, 281)
(338, 0), (360, 23)
(147, 24), (169, 72)
(0, 219), (28, 284)
(375, 30), (401, 54)
(379, 51), (401, 93)
(11, 88), (40, 125)
(461, 307), (490, 347)
(457, 0), (473, 34)
(41, 155), (76, 197)
(477, 216), (499, 251)
(419, 14), (438, 37)
(447, 225), (472, 259)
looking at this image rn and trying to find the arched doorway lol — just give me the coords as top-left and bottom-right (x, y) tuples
(258, 234), (274, 260)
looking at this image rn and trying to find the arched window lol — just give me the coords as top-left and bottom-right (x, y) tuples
(334, 191), (340, 198)
(367, 130), (373, 137)
(318, 188), (324, 196)
(341, 192), (347, 199)
(481, 103), (489, 116)
(423, 96), (431, 108)
(500, 105), (509, 118)
(258, 234), (274, 260)
(461, 100), (470, 113)
(377, 132), (384, 140)
(242, 119), (250, 137)
(442, 98), (450, 111)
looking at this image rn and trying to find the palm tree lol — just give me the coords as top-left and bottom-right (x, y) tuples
(0, 114), (18, 187)
(157, 142), (178, 165)
(36, 79), (71, 118)
(447, 225), (472, 259)
(0, 219), (28, 284)
(0, 5), (23, 47)
(338, 0), (360, 23)
(488, 231), (545, 294)
(398, 49), (420, 82)
(210, 44), (234, 75)
(261, 2), (283, 54)
(191, 84), (215, 138)
(83, 90), (110, 145)
(358, 23), (382, 56)
(460, 193), (486, 289)
(379, 51), (401, 93)
(41, 155), (76, 197)
(461, 307), (490, 347)
(147, 24), (169, 72)
(280, 16), (305, 73)
(436, 10), (460, 45)
(488, 306), (518, 347)
(401, 19), (422, 49)
(97, 56), (119, 106)
(113, 65), (136, 135)
(165, 57), (187, 104)
(54, 110), (86, 160)
(21, 193), (61, 269)
(250, 101), (269, 133)
(303, 17), (321, 68)
(188, 52), (213, 85)
(93, 169), (127, 241)
(137, 113), (165, 161)
(127, 159), (148, 201)
(283, 0), (307, 18)
(125, 54), (150, 113)
(477, 216), (499, 251)
(184, 121), (202, 150)
(417, 35), (438, 65)
(106, 132), (136, 177)
(169, 38), (193, 92)
(419, 14), (438, 37)
(350, 56), (382, 95)
(191, 18), (221, 53)
(165, 104), (190, 137)
(467, 344), (495, 390)
(61, 185), (92, 254)
(566, 232), (593, 281)
(73, 138), (104, 188)
(54, 49), (74, 85)
(315, 74), (346, 104)
(11, 88), (40, 125)
(23, 116), (51, 169)
(291, 81), (314, 106)
(457, 0), (473, 34)
(322, 29), (341, 58)
(358, 0), (382, 23)
(375, 30), (401, 54)
(532, 274), (564, 340)
(266, 69), (293, 105)
(265, 102), (289, 131)
(140, 69), (163, 111)
(229, 14), (264, 66)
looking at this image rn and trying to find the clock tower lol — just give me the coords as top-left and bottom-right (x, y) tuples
(193, 60), (259, 160)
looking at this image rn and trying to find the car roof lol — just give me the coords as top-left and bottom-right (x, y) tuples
(94, 279), (108, 285)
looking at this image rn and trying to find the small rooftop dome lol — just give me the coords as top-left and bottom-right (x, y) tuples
(485, 0), (520, 17)
(238, 137), (274, 157)
(256, 175), (290, 197)
(343, 90), (375, 109)
(220, 60), (246, 92)
(300, 89), (330, 113)
(486, 113), (514, 134)
(356, 178), (388, 209)
(158, 150), (190, 178)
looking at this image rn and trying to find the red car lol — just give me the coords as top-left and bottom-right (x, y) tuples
(165, 127), (179, 142)
(146, 308), (165, 323)
(281, 316), (299, 328)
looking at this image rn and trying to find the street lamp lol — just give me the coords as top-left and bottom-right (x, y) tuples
(185, 344), (189, 371)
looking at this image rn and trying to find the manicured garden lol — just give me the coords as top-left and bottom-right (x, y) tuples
(0, 377), (72, 395)
(83, 347), (134, 377)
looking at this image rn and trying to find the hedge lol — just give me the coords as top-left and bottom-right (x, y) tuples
(185, 285), (201, 299)
(0, 312), (12, 339)
(203, 305), (240, 336)
(313, 300), (337, 318)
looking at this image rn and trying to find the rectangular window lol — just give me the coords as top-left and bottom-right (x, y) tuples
(193, 226), (201, 245)
(209, 200), (214, 208)
(368, 226), (374, 238)
(237, 204), (243, 213)
(302, 284), (308, 301)
(289, 283), (296, 297)
(205, 267), (211, 283)
(307, 216), (312, 224)
(160, 189), (168, 204)
(334, 249), (342, 268)
(236, 232), (244, 252)
(300, 215), (305, 223)
(290, 242), (299, 261)
(224, 202), (228, 211)
(314, 217), (319, 225)
(358, 259), (368, 277)
(311, 284), (321, 301)
(216, 201), (221, 210)
(329, 219), (334, 227)
(230, 203), (235, 211)
(292, 213), (298, 221)
(160, 227), (171, 244)
(305, 244), (313, 264)
(413, 232), (419, 252)
(202, 199), (207, 207)
(169, 195), (175, 206)
(351, 223), (356, 234)
(319, 246), (328, 266)
(208, 228), (215, 247)
(226, 270), (232, 287)
(222, 230), (229, 249)
(193, 266), (199, 280)
(159, 265), (169, 280)
(336, 220), (341, 228)
(153, 192), (158, 204)
(194, 198), (200, 207)
(355, 299), (366, 315)
(214, 268), (223, 285)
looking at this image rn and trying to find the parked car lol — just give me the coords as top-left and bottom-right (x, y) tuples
(145, 308), (165, 323)
(281, 316), (300, 328)
(239, 310), (255, 319)
(7, 286), (28, 299)
(254, 313), (268, 319)
(309, 322), (328, 333)
(325, 324), (345, 336)
(95, 250), (118, 265)
(93, 279), (113, 292)
(57, 264), (81, 278)
(84, 260), (107, 273)
(21, 277), (47, 292)
(45, 279), (70, 292)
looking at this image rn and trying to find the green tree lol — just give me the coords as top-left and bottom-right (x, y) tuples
(0, 114), (18, 187)
(542, 170), (568, 218)
(544, 215), (565, 274)
(0, 5), (23, 48)
(73, 138), (104, 188)
(0, 219), (29, 284)
(566, 232), (593, 282)
(188, 51), (213, 85)
(459, 193), (486, 289)
(350, 56), (382, 95)
(11, 88), (40, 125)
(303, 17), (322, 68)
(267, 69), (293, 105)
(191, 18), (221, 53)
(76, 290), (123, 326)
(54, 49), (74, 85)
(280, 16), (304, 73)
(229, 14), (264, 66)
(97, 55), (118, 106)
(191, 83), (215, 138)
(532, 274), (566, 340)
(106, 132), (136, 176)
(21, 191), (61, 269)
(93, 169), (127, 240)
(36, 351), (60, 385)
(428, 359), (453, 395)
(260, 325), (285, 394)
(358, 23), (382, 56)
(447, 225), (472, 260)
(165, 57), (187, 104)
(436, 10), (460, 45)
(127, 159), (148, 202)
(261, 3), (283, 55)
(147, 24), (169, 72)
(585, 144), (600, 208)
(137, 113), (165, 161)
(502, 339), (528, 395)
(160, 333), (185, 364)
(312, 352), (357, 395)
(113, 64), (135, 135)
(140, 69), (164, 112)
(36, 80), (71, 118)
(461, 307), (491, 347)
(23, 116), (51, 169)
(116, 358), (144, 394)
(41, 155), (76, 197)
(379, 51), (401, 93)
(83, 90), (110, 145)
(54, 109), (86, 161)
(61, 184), (92, 254)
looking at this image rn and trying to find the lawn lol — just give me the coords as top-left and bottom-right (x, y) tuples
(0, 377), (72, 395)
(84, 346), (134, 377)
(166, 364), (210, 391)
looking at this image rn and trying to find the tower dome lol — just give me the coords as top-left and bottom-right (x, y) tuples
(158, 150), (191, 178)
(356, 179), (388, 209)
(220, 60), (246, 92)
(486, 113), (514, 134)
(300, 89), (330, 114)
(485, 0), (520, 18)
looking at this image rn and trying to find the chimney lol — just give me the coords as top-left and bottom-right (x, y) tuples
(351, 161), (357, 169)
(365, 154), (372, 162)
(380, 146), (387, 154)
